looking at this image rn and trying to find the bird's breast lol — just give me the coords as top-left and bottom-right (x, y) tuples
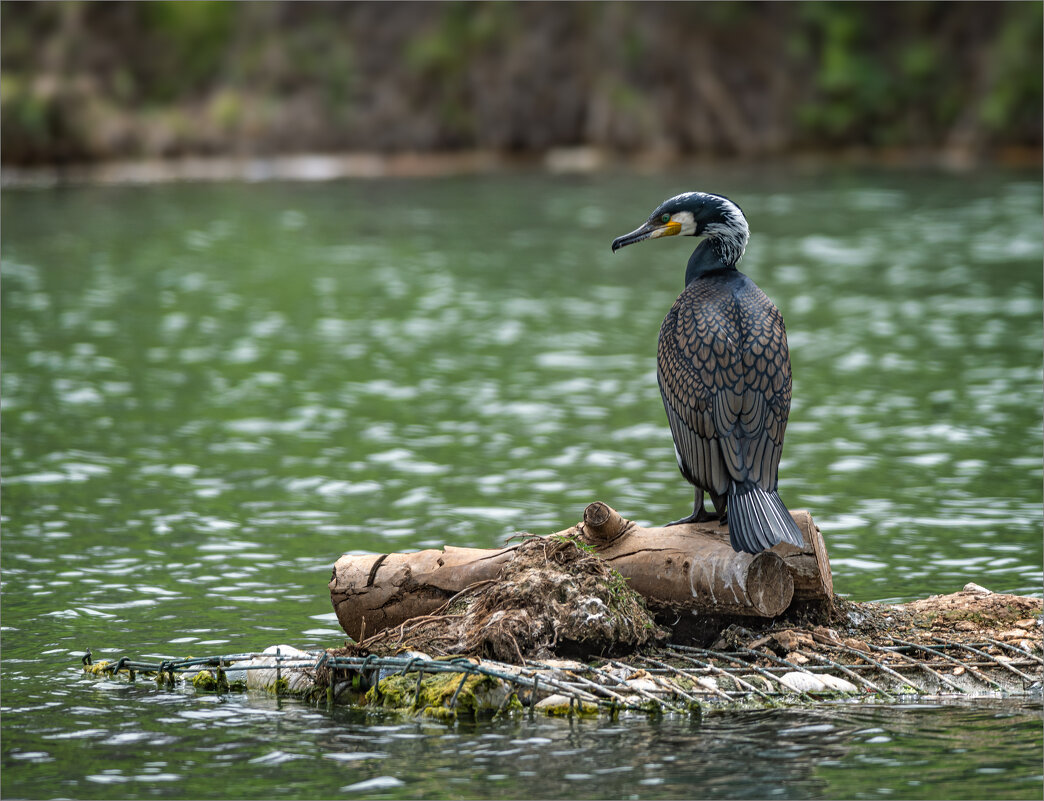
(660, 277), (745, 358)
(657, 273), (789, 399)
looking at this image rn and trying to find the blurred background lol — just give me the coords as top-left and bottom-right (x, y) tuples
(3, 3), (1043, 797)
(2, 0), (1041, 171)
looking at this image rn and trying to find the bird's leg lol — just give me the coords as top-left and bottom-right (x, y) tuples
(710, 491), (728, 527)
(666, 490), (719, 526)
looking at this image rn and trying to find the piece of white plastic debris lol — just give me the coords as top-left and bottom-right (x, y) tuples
(225, 644), (320, 693)
(778, 672), (826, 693)
(342, 777), (405, 793)
(817, 673), (858, 693)
(534, 693), (573, 709)
(625, 677), (661, 693)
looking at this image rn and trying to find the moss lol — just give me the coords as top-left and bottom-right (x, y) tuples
(495, 693), (524, 718)
(638, 699), (665, 717)
(539, 700), (600, 717)
(420, 705), (457, 723)
(191, 669), (231, 692)
(550, 532), (595, 554)
(154, 670), (177, 688)
(83, 660), (111, 676)
(364, 671), (510, 720)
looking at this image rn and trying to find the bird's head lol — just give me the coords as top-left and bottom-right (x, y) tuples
(611, 191), (749, 265)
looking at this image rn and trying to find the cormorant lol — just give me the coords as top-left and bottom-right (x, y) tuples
(611, 191), (804, 554)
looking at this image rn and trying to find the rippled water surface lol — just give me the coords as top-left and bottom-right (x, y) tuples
(2, 168), (1042, 798)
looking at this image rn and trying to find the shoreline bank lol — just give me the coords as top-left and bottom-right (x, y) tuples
(3, 145), (1040, 188)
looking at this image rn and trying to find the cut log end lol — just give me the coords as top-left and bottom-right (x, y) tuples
(771, 510), (833, 603)
(581, 502), (628, 542)
(747, 551), (795, 617)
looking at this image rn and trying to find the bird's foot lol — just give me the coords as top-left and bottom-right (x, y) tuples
(718, 511), (728, 527)
(665, 509), (719, 527)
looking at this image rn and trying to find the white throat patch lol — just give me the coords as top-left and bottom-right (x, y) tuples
(671, 210), (698, 236)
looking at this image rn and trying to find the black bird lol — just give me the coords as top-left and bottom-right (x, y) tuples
(612, 191), (803, 554)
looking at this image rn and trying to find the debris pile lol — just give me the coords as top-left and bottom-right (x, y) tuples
(359, 534), (667, 661)
(83, 584), (1041, 720)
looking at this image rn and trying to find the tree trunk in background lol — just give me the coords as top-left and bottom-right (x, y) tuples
(4, 3), (1040, 166)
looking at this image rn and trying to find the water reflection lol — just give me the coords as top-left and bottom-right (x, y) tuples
(1, 170), (1041, 798)
(4, 686), (1041, 800)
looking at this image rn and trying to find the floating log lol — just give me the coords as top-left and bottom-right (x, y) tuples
(572, 502), (794, 618)
(329, 545), (518, 644)
(329, 502), (833, 642)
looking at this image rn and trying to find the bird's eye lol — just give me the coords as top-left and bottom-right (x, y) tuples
(660, 213), (671, 223)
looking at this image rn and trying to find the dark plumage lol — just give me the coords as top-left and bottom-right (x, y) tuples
(611, 191), (803, 554)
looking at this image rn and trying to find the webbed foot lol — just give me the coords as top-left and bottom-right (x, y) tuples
(665, 508), (719, 527)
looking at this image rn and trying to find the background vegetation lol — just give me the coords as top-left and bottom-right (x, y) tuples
(2, 0), (1041, 165)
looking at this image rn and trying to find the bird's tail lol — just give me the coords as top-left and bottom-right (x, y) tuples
(727, 482), (804, 554)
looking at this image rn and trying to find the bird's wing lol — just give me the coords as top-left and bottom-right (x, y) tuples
(657, 279), (792, 493)
(656, 282), (741, 497)
(733, 281), (792, 489)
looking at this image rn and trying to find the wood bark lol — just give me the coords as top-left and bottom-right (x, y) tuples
(572, 502), (794, 617)
(329, 503), (832, 642)
(763, 509), (832, 602)
(329, 545), (518, 643)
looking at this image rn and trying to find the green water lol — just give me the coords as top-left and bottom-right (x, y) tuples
(2, 168), (1041, 799)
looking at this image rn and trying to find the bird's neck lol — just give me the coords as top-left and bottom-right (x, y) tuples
(685, 239), (739, 285)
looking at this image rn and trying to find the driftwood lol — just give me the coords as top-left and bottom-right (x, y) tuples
(329, 503), (833, 642)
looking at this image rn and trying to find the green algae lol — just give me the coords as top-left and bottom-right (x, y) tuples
(364, 671), (517, 720)
(538, 699), (600, 717)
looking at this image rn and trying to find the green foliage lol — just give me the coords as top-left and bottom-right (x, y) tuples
(0, 74), (48, 140)
(138, 1), (235, 102)
(208, 88), (244, 132)
(795, 3), (898, 142)
(789, 1), (1044, 148)
(405, 0), (510, 73)
(549, 532), (595, 553)
(980, 2), (1044, 134)
(404, 1), (514, 139)
(0, 0), (1039, 162)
